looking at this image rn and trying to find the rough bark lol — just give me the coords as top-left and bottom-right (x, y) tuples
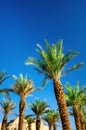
(1, 114), (8, 130)
(18, 97), (25, 130)
(73, 106), (81, 130)
(85, 124), (86, 130)
(36, 115), (41, 130)
(80, 112), (85, 130)
(49, 124), (52, 130)
(53, 79), (71, 130)
(28, 124), (31, 130)
(53, 121), (57, 130)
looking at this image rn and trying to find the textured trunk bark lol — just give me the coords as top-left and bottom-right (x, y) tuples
(73, 106), (81, 130)
(18, 97), (25, 130)
(80, 112), (85, 130)
(28, 124), (31, 130)
(36, 115), (41, 130)
(1, 114), (8, 130)
(49, 124), (52, 130)
(53, 121), (57, 130)
(53, 79), (71, 130)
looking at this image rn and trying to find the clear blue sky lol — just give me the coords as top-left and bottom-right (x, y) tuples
(0, 0), (86, 129)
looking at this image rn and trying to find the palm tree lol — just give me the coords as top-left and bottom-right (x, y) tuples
(52, 110), (60, 130)
(43, 109), (60, 130)
(25, 116), (35, 130)
(25, 40), (83, 130)
(0, 99), (15, 130)
(11, 73), (34, 130)
(30, 99), (48, 130)
(43, 112), (53, 130)
(65, 82), (86, 130)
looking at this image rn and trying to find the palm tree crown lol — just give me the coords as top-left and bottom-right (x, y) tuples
(65, 82), (86, 107)
(0, 99), (15, 115)
(25, 40), (83, 81)
(30, 99), (48, 116)
(0, 99), (15, 130)
(12, 73), (34, 97)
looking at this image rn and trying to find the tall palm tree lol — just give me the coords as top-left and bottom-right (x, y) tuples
(25, 40), (83, 130)
(30, 99), (48, 130)
(25, 116), (35, 130)
(0, 99), (15, 130)
(11, 73), (34, 130)
(65, 82), (86, 130)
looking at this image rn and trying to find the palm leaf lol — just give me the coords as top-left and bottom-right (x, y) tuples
(62, 62), (84, 76)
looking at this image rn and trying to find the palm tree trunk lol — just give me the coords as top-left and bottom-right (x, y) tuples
(28, 124), (31, 130)
(36, 115), (41, 130)
(18, 97), (25, 130)
(49, 124), (52, 130)
(1, 114), (8, 130)
(80, 112), (85, 130)
(73, 106), (81, 130)
(85, 124), (86, 130)
(53, 121), (57, 130)
(53, 79), (71, 130)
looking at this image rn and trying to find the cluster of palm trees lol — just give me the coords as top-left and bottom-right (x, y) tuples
(0, 40), (86, 130)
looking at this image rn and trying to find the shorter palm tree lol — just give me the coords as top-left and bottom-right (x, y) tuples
(11, 73), (34, 130)
(30, 99), (49, 130)
(0, 99), (15, 130)
(43, 109), (60, 130)
(43, 112), (53, 130)
(65, 82), (86, 130)
(25, 115), (35, 130)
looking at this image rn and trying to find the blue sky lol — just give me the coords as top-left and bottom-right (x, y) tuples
(0, 0), (86, 129)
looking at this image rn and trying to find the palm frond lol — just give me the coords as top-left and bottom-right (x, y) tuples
(62, 62), (84, 76)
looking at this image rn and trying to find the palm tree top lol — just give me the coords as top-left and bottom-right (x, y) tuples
(43, 109), (60, 125)
(30, 99), (49, 116)
(0, 99), (15, 115)
(25, 40), (83, 81)
(65, 82), (86, 107)
(25, 115), (35, 124)
(12, 73), (34, 97)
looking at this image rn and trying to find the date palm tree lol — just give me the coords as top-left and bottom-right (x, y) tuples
(25, 40), (83, 130)
(43, 109), (60, 130)
(52, 110), (60, 130)
(0, 99), (15, 130)
(11, 73), (34, 130)
(43, 111), (53, 130)
(25, 116), (35, 130)
(30, 99), (48, 130)
(65, 82), (86, 130)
